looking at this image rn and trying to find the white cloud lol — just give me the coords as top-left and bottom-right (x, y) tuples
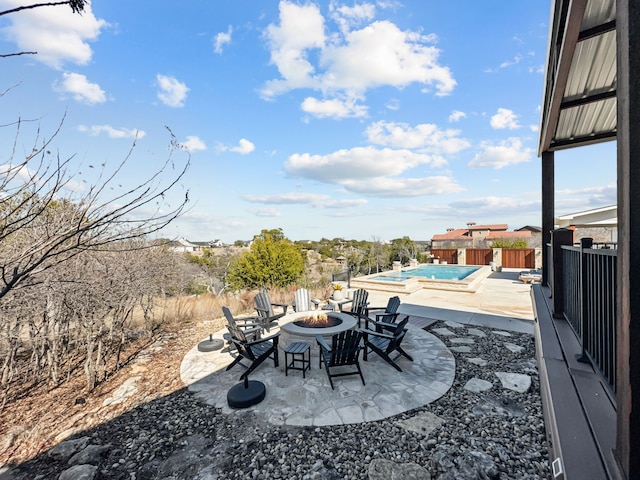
(556, 183), (617, 209)
(499, 54), (523, 69)
(261, 2), (456, 101)
(343, 176), (464, 197)
(214, 26), (233, 54)
(181, 136), (207, 152)
(490, 108), (520, 129)
(385, 98), (400, 110)
(56, 72), (106, 105)
(444, 196), (542, 221)
(301, 96), (368, 118)
(262, 1), (326, 96)
(156, 74), (189, 107)
(232, 139), (255, 154)
(0, 1), (108, 69)
(286, 146), (439, 183)
(329, 1), (376, 34)
(217, 139), (255, 154)
(250, 207), (282, 217)
(366, 121), (470, 155)
(244, 192), (330, 204)
(321, 198), (368, 208)
(77, 124), (144, 139)
(468, 138), (533, 169)
(449, 110), (467, 122)
(244, 192), (368, 209)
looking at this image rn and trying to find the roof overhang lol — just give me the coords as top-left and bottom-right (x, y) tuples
(538, 0), (617, 155)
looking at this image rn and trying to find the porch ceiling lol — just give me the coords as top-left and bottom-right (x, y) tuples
(538, 0), (616, 155)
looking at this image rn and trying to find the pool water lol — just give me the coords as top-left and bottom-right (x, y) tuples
(370, 265), (480, 282)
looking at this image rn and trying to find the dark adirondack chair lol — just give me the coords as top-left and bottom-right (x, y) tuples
(342, 288), (370, 327)
(362, 316), (413, 372)
(222, 306), (262, 340)
(316, 330), (365, 390)
(364, 296), (401, 331)
(254, 291), (289, 331)
(225, 318), (280, 380)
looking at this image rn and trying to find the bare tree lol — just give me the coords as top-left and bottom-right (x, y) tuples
(0, 1), (88, 58)
(0, 118), (190, 302)
(0, 106), (190, 400)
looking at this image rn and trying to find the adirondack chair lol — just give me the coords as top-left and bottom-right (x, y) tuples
(225, 318), (280, 380)
(362, 316), (413, 372)
(315, 330), (365, 390)
(364, 296), (401, 330)
(222, 306), (262, 341)
(254, 291), (289, 331)
(292, 288), (321, 312)
(342, 288), (370, 327)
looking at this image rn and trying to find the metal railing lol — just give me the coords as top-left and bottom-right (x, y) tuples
(561, 244), (617, 393)
(331, 270), (350, 288)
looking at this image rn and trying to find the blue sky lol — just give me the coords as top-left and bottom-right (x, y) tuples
(0, 0), (617, 243)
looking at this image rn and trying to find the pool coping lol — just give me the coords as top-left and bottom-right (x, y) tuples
(350, 265), (492, 293)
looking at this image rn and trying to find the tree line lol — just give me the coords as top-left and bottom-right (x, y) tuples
(183, 230), (430, 293)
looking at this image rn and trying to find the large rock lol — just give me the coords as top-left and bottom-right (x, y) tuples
(368, 458), (430, 480)
(58, 464), (97, 480)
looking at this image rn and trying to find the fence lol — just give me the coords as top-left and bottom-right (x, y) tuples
(465, 248), (492, 265)
(561, 244), (617, 393)
(430, 249), (458, 264)
(502, 248), (535, 268)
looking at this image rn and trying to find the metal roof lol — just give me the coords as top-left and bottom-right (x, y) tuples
(538, 0), (617, 155)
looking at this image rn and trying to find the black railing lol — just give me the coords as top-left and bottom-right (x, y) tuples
(332, 270), (350, 288)
(561, 244), (617, 393)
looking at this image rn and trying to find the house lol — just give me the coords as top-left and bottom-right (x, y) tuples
(167, 238), (224, 253)
(431, 223), (537, 249)
(535, 1), (638, 478)
(555, 205), (617, 244)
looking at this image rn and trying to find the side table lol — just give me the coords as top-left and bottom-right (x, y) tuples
(284, 342), (311, 378)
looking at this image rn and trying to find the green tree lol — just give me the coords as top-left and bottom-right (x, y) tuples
(389, 236), (417, 264)
(227, 229), (305, 289)
(491, 238), (529, 249)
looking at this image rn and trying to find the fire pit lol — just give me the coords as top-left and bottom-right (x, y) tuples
(293, 312), (343, 329)
(280, 311), (357, 337)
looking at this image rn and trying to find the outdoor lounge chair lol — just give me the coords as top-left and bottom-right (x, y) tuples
(292, 288), (322, 312)
(316, 330), (365, 390)
(342, 288), (370, 327)
(364, 296), (400, 330)
(519, 269), (542, 284)
(254, 291), (289, 330)
(362, 316), (413, 372)
(222, 306), (262, 340)
(225, 318), (280, 380)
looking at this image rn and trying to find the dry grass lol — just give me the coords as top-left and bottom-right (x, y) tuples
(0, 286), (338, 467)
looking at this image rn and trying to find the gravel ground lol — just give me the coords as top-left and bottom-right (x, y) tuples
(2, 321), (550, 480)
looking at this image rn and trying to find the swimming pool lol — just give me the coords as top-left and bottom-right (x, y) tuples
(369, 265), (480, 282)
(350, 264), (492, 293)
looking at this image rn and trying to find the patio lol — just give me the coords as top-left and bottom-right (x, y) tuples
(180, 269), (536, 426)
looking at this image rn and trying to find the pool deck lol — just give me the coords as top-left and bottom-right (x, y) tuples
(350, 265), (492, 294)
(363, 268), (534, 333)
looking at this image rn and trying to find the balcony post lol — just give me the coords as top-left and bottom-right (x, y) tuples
(550, 228), (574, 318)
(541, 150), (554, 286)
(577, 237), (593, 363)
(616, 0), (640, 476)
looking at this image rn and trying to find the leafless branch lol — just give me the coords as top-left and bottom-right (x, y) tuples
(0, 52), (37, 58)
